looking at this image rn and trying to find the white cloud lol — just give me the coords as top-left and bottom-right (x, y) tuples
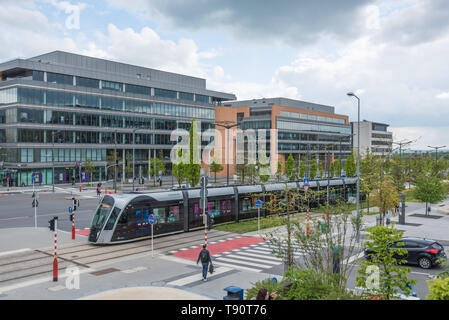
(390, 126), (449, 150)
(436, 92), (449, 100)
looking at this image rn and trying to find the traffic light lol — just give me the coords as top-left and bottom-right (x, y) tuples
(69, 214), (74, 222)
(49, 218), (55, 231)
(207, 214), (214, 230)
(116, 159), (119, 166)
(32, 199), (39, 208)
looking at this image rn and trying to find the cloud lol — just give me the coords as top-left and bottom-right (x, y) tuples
(106, 0), (376, 47)
(436, 92), (449, 100)
(390, 126), (449, 150)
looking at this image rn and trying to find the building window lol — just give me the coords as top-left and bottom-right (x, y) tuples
(179, 92), (194, 101)
(102, 80), (123, 92)
(76, 76), (99, 89)
(126, 84), (151, 96)
(32, 71), (44, 82)
(47, 72), (73, 86)
(195, 94), (209, 104)
(154, 88), (177, 99)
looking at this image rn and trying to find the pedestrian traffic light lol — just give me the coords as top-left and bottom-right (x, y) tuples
(116, 159), (119, 166)
(49, 218), (55, 231)
(207, 214), (214, 230)
(69, 213), (74, 222)
(32, 199), (38, 208)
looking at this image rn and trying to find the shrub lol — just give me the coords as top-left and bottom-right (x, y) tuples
(426, 277), (449, 300)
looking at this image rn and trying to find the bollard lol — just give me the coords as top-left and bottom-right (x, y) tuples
(53, 217), (58, 282)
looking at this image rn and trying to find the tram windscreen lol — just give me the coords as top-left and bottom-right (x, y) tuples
(91, 198), (114, 230)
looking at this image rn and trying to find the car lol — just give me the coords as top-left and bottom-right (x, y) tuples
(364, 237), (447, 269)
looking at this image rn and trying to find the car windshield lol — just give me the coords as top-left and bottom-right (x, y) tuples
(91, 202), (114, 230)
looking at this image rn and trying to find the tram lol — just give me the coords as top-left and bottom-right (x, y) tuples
(88, 178), (357, 244)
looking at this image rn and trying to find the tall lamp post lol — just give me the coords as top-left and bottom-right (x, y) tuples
(427, 145), (446, 174)
(346, 92), (361, 242)
(132, 128), (143, 192)
(214, 121), (239, 186)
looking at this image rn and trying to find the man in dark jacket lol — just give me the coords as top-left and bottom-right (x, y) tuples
(196, 244), (212, 282)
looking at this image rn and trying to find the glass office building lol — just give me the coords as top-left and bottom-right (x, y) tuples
(0, 51), (236, 186)
(223, 98), (352, 174)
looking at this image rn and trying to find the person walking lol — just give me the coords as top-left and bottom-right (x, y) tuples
(196, 244), (212, 282)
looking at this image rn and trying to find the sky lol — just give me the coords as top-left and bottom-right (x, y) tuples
(1, 0), (449, 151)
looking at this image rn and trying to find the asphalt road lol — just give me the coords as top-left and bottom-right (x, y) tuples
(0, 192), (99, 231)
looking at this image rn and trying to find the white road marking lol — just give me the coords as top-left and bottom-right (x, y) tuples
(213, 262), (262, 273)
(0, 248), (31, 257)
(167, 267), (232, 286)
(215, 256), (273, 268)
(226, 251), (283, 261)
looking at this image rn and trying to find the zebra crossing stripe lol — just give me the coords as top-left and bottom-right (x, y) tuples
(215, 256), (272, 268)
(167, 267), (233, 286)
(222, 254), (281, 265)
(228, 251), (283, 261)
(213, 261), (262, 273)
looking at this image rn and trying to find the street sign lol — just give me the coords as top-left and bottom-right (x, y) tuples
(149, 214), (154, 225)
(304, 185), (309, 192)
(304, 178), (310, 186)
(69, 206), (72, 214)
(255, 200), (262, 208)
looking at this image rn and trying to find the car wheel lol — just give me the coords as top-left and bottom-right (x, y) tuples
(418, 257), (432, 269)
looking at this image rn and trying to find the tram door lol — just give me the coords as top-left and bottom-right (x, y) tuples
(135, 208), (150, 238)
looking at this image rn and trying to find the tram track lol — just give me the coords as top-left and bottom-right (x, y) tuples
(0, 229), (238, 286)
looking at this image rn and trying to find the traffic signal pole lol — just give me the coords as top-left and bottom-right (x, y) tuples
(52, 217), (58, 282)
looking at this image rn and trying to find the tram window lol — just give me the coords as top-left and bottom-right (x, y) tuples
(153, 207), (166, 223)
(104, 207), (120, 230)
(168, 205), (180, 222)
(117, 210), (128, 226)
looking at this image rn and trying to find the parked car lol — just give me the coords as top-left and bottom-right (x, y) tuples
(364, 237), (446, 269)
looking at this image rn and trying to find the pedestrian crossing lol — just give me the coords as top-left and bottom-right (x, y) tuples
(210, 241), (307, 273)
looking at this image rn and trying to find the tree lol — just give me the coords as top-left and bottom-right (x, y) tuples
(84, 157), (95, 184)
(209, 160), (224, 183)
(258, 151), (270, 183)
(309, 159), (317, 180)
(372, 179), (399, 225)
(186, 119), (201, 187)
(426, 277), (449, 300)
(360, 151), (381, 215)
(356, 225), (416, 300)
(285, 154), (296, 181)
(299, 158), (307, 180)
(267, 195), (361, 292)
(329, 161), (335, 179)
(390, 156), (405, 193)
(149, 158), (165, 177)
(276, 161), (283, 182)
(345, 152), (356, 177)
(172, 148), (186, 187)
(319, 161), (324, 178)
(413, 176), (446, 216)
(335, 157), (341, 178)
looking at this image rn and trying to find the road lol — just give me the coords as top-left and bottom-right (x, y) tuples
(0, 190), (99, 231)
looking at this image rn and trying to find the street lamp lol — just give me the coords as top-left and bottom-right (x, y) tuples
(214, 121), (239, 186)
(132, 127), (144, 192)
(347, 92), (361, 242)
(427, 145), (446, 172)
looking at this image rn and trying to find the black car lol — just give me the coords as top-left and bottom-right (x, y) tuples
(364, 237), (447, 269)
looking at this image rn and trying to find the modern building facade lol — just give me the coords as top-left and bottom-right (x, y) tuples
(0, 51), (236, 186)
(351, 120), (393, 157)
(215, 97), (352, 177)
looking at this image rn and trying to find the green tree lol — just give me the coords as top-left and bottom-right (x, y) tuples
(360, 151), (381, 215)
(84, 157), (95, 184)
(356, 225), (416, 300)
(426, 277), (449, 300)
(209, 160), (224, 183)
(391, 157), (405, 193)
(276, 161), (283, 182)
(149, 158), (165, 177)
(345, 153), (356, 177)
(172, 148), (186, 187)
(372, 180), (400, 225)
(319, 161), (324, 178)
(285, 154), (296, 181)
(335, 157), (341, 177)
(309, 159), (317, 180)
(258, 151), (270, 183)
(299, 159), (307, 180)
(413, 176), (446, 216)
(186, 119), (201, 187)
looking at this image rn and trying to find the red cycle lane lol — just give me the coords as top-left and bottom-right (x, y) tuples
(172, 236), (266, 260)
